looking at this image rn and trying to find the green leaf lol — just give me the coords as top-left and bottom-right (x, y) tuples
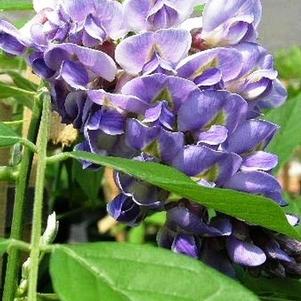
(72, 160), (103, 203)
(0, 122), (22, 147)
(0, 238), (10, 255)
(240, 273), (301, 301)
(266, 93), (301, 171)
(0, 82), (34, 108)
(0, 71), (38, 91)
(128, 224), (145, 244)
(275, 47), (301, 80)
(68, 151), (301, 240)
(145, 212), (166, 226)
(0, 0), (33, 11)
(0, 51), (26, 70)
(50, 243), (258, 301)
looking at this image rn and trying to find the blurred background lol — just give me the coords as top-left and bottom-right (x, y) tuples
(1, 0), (301, 296)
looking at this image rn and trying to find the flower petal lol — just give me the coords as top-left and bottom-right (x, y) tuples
(226, 236), (266, 267)
(223, 119), (279, 154)
(223, 171), (287, 206)
(241, 151), (278, 172)
(171, 234), (200, 258)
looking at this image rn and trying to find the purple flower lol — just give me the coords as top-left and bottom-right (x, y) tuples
(225, 43), (287, 108)
(28, 0), (125, 48)
(43, 43), (117, 88)
(223, 171), (287, 206)
(115, 29), (192, 75)
(201, 0), (262, 47)
(0, 20), (27, 55)
(176, 47), (243, 88)
(124, 0), (197, 32)
(177, 90), (248, 144)
(172, 145), (242, 186)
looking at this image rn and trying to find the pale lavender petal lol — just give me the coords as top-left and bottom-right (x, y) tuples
(241, 151), (278, 172)
(202, 0), (262, 46)
(197, 125), (228, 145)
(123, 0), (151, 32)
(226, 236), (266, 267)
(84, 14), (106, 42)
(155, 29), (192, 67)
(94, 0), (126, 39)
(45, 43), (117, 81)
(61, 0), (94, 22)
(115, 32), (154, 75)
(258, 79), (288, 109)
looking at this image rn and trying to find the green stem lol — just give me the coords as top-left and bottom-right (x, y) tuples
(2, 98), (42, 301)
(0, 166), (18, 181)
(27, 94), (51, 301)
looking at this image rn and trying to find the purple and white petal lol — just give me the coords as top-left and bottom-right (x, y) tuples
(45, 43), (117, 82)
(177, 47), (243, 84)
(241, 151), (278, 172)
(226, 236), (266, 267)
(155, 29), (192, 67)
(107, 193), (143, 226)
(258, 79), (288, 109)
(115, 32), (154, 75)
(121, 73), (198, 110)
(88, 90), (149, 114)
(0, 20), (27, 55)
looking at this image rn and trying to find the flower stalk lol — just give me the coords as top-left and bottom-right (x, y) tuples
(2, 97), (42, 301)
(27, 93), (51, 301)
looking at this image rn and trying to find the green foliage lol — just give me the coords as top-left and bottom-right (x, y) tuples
(72, 160), (104, 204)
(276, 47), (301, 80)
(241, 274), (301, 301)
(0, 238), (9, 255)
(50, 243), (259, 301)
(0, 0), (33, 11)
(0, 70), (38, 91)
(0, 52), (26, 70)
(0, 82), (34, 108)
(68, 151), (300, 240)
(0, 122), (22, 147)
(128, 224), (145, 244)
(266, 93), (301, 172)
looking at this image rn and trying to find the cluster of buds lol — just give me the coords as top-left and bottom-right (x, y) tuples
(1, 0), (300, 278)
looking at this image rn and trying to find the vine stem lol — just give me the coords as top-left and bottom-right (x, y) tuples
(2, 98), (42, 301)
(27, 94), (51, 301)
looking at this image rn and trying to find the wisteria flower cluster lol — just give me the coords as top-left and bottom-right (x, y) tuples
(1, 0), (300, 278)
